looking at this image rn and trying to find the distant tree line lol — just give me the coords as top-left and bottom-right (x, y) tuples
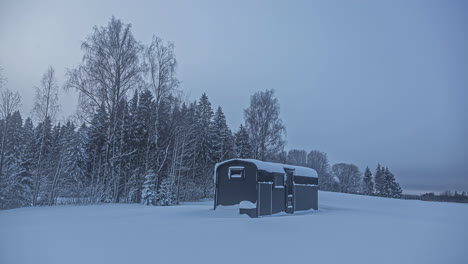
(403, 191), (468, 204)
(284, 150), (403, 198)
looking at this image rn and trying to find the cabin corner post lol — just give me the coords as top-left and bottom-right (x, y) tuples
(213, 169), (217, 210)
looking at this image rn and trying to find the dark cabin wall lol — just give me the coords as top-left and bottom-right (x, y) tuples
(294, 176), (318, 185)
(294, 185), (318, 211)
(258, 170), (286, 214)
(272, 187), (285, 213)
(216, 161), (258, 206)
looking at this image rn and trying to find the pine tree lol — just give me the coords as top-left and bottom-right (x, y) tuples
(176, 101), (200, 201)
(22, 118), (35, 160)
(141, 170), (157, 205)
(374, 164), (384, 196)
(363, 166), (374, 195)
(194, 93), (214, 198)
(62, 123), (88, 196)
(156, 176), (176, 206)
(211, 106), (234, 163)
(46, 122), (71, 205)
(382, 167), (402, 198)
(112, 98), (133, 203)
(31, 116), (53, 205)
(234, 124), (252, 159)
(127, 90), (145, 203)
(3, 112), (24, 174)
(195, 93), (213, 161)
(0, 155), (33, 209)
(0, 111), (33, 209)
(86, 104), (109, 202)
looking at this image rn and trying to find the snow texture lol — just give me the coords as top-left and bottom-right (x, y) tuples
(239, 200), (256, 209)
(1, 191), (467, 264)
(215, 158), (318, 178)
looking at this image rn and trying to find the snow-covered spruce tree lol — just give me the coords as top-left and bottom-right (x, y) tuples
(61, 123), (89, 200)
(134, 90), (154, 167)
(31, 116), (54, 205)
(211, 106), (234, 163)
(374, 164), (384, 196)
(175, 102), (200, 201)
(112, 98), (133, 203)
(0, 111), (33, 209)
(0, 155), (33, 209)
(141, 170), (157, 205)
(381, 167), (391, 197)
(362, 166), (374, 195)
(234, 124), (252, 159)
(156, 177), (176, 206)
(382, 167), (402, 198)
(391, 180), (403, 199)
(0, 88), (21, 180)
(46, 122), (71, 205)
(86, 104), (109, 202)
(126, 90), (145, 203)
(194, 93), (215, 198)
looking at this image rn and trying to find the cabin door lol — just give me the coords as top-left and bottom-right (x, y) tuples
(257, 182), (273, 216)
(284, 168), (295, 213)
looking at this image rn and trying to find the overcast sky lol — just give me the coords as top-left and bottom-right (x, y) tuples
(1, 0), (467, 193)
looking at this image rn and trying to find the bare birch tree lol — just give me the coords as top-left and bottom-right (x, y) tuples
(0, 88), (21, 179)
(65, 16), (144, 202)
(0, 67), (6, 90)
(307, 150), (337, 191)
(331, 163), (362, 194)
(33, 67), (60, 122)
(287, 149), (307, 166)
(31, 66), (60, 205)
(143, 35), (179, 184)
(244, 89), (285, 161)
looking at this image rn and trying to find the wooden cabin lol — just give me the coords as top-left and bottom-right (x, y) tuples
(214, 159), (318, 217)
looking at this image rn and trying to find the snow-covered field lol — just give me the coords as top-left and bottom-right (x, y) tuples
(1, 192), (467, 264)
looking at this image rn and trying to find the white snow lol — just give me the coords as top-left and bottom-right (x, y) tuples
(215, 158), (318, 178)
(239, 200), (256, 209)
(1, 192), (467, 264)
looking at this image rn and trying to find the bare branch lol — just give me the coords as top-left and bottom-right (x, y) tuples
(64, 16), (144, 119)
(0, 88), (21, 120)
(33, 66), (61, 123)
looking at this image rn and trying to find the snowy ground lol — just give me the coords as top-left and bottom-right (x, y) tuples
(1, 192), (467, 264)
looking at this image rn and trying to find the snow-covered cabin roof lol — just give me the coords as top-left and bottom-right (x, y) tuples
(215, 159), (318, 178)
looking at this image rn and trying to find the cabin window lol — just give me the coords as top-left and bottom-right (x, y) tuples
(274, 174), (284, 188)
(228, 166), (245, 180)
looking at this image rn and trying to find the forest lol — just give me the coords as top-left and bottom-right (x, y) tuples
(0, 17), (403, 210)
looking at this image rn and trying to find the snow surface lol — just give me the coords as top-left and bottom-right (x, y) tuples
(239, 200), (256, 209)
(1, 192), (467, 264)
(215, 158), (318, 178)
